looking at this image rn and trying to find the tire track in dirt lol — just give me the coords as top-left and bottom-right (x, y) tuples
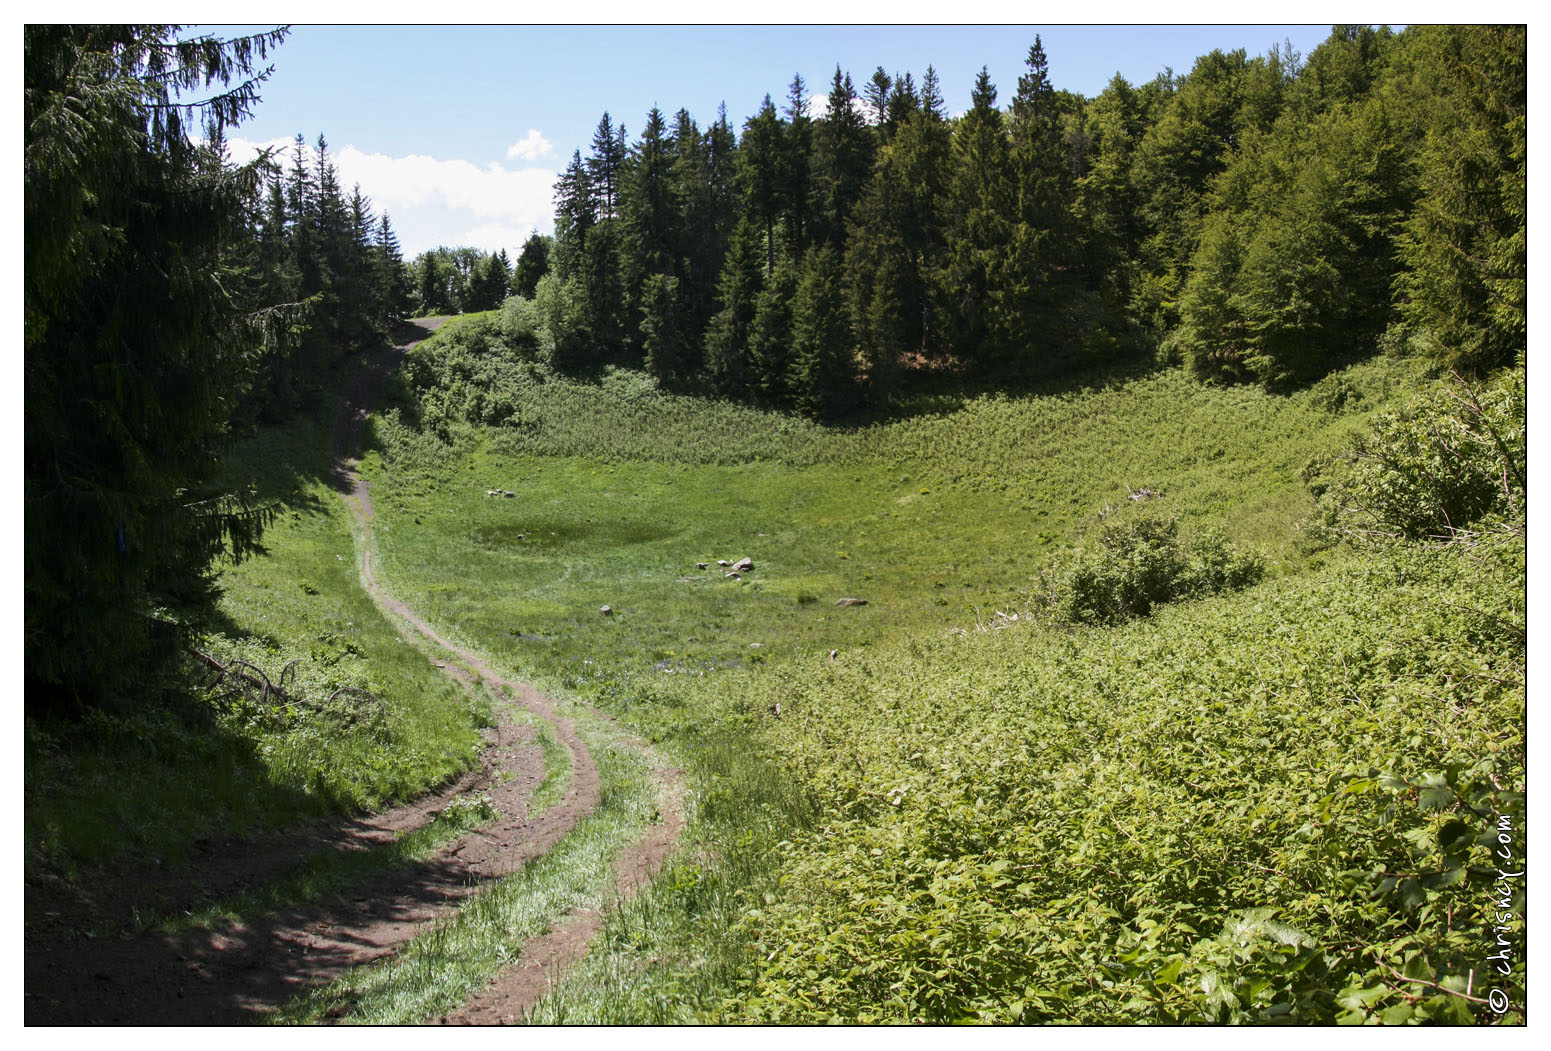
(333, 318), (686, 1025)
(434, 765), (686, 1025)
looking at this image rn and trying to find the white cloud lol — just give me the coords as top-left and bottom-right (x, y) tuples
(505, 129), (555, 162)
(459, 222), (542, 255)
(226, 136), (559, 256)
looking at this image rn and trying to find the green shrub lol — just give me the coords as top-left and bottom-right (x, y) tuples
(498, 294), (543, 360)
(1308, 364), (1524, 541)
(1053, 512), (1265, 624)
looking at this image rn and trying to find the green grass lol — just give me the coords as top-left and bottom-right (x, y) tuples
(363, 350), (1425, 703)
(520, 709), (572, 814)
(25, 395), (488, 875)
(521, 724), (816, 1024)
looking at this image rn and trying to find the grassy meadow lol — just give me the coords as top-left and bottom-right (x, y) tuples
(346, 313), (1523, 1023)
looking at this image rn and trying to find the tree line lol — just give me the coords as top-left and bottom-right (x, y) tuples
(512, 25), (1522, 417)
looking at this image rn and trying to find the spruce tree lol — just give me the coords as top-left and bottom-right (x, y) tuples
(552, 150), (595, 279)
(25, 24), (288, 712)
(747, 262), (798, 408)
(740, 95), (786, 278)
(942, 67), (1015, 365)
(641, 272), (697, 388)
(588, 112), (627, 218)
(812, 67), (874, 251)
(864, 67), (893, 128)
(1395, 24), (1526, 372)
(1002, 35), (1080, 366)
(781, 74), (814, 258)
(374, 213), (411, 322)
(622, 105), (679, 313)
(704, 217), (767, 397)
(788, 246), (857, 419)
(884, 71), (919, 140)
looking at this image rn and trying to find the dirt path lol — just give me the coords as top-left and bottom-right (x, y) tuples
(26, 319), (685, 1025)
(340, 319), (688, 1025)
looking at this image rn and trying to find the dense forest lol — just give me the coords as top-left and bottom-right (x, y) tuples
(479, 25), (1524, 416)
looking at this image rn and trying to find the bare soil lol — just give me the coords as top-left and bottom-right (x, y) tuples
(26, 319), (685, 1024)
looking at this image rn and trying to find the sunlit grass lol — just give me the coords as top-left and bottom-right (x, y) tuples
(273, 716), (657, 1025)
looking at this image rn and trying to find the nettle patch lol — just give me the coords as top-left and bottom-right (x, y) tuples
(727, 530), (1523, 1023)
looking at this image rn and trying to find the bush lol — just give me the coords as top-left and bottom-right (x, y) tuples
(498, 295), (543, 360)
(1053, 512), (1265, 625)
(1307, 364), (1524, 542)
(531, 273), (592, 372)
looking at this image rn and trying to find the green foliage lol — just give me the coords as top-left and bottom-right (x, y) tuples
(746, 264), (798, 407)
(1307, 364), (1524, 542)
(24, 25), (287, 712)
(787, 246), (857, 420)
(724, 533), (1522, 1023)
(640, 272), (698, 389)
(531, 273), (595, 373)
(1049, 512), (1265, 624)
(513, 232), (552, 299)
(1178, 69), (1412, 387)
(1393, 26), (1525, 373)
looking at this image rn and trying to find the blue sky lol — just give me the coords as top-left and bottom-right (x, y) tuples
(215, 23), (1350, 259)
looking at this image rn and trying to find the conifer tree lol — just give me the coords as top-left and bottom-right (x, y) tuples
(884, 71), (919, 140)
(374, 213), (411, 322)
(942, 67), (1016, 364)
(788, 246), (857, 419)
(641, 272), (697, 388)
(781, 73), (814, 258)
(1002, 35), (1081, 363)
(588, 112), (627, 218)
(552, 150), (595, 279)
(705, 216), (767, 397)
(812, 67), (874, 251)
(740, 95), (786, 277)
(1077, 74), (1146, 305)
(705, 102), (740, 232)
(622, 106), (679, 311)
(25, 24), (288, 711)
(747, 262), (798, 408)
(667, 108), (724, 346)
(1395, 24), (1526, 372)
(864, 67), (892, 127)
(286, 133), (323, 298)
